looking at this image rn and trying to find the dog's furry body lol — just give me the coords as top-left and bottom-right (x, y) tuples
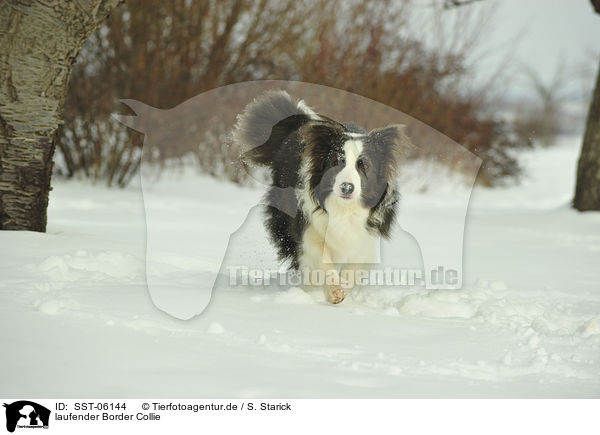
(234, 91), (410, 303)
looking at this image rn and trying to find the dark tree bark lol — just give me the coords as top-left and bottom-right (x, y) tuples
(0, 0), (121, 231)
(574, 57), (600, 211)
(573, 3), (600, 211)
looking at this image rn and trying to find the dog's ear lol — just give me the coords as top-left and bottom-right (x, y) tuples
(371, 124), (414, 155)
(369, 124), (415, 177)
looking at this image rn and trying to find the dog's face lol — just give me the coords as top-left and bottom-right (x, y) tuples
(301, 121), (407, 211)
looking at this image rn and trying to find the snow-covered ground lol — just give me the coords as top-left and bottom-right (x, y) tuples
(1, 136), (599, 398)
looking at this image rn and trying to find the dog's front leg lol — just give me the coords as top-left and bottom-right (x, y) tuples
(299, 227), (346, 304)
(320, 247), (347, 304)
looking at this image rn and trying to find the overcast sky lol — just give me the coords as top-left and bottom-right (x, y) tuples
(413, 0), (600, 100)
(490, 0), (599, 90)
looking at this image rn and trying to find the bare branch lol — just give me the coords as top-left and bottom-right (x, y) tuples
(443, 0), (485, 9)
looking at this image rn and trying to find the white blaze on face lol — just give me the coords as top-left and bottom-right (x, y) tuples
(334, 139), (363, 201)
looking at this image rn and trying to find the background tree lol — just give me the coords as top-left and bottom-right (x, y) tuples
(445, 0), (600, 211)
(0, 0), (122, 232)
(573, 0), (600, 211)
(520, 61), (569, 146)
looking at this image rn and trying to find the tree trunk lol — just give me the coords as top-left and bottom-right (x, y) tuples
(0, 0), (121, 231)
(573, 56), (600, 211)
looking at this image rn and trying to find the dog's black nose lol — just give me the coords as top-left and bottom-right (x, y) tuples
(340, 182), (354, 195)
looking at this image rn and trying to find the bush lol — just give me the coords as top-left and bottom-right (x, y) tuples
(57, 0), (525, 186)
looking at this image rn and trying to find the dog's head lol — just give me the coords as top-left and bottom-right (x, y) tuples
(300, 120), (411, 212)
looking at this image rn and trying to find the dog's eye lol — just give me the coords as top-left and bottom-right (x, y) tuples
(357, 158), (369, 174)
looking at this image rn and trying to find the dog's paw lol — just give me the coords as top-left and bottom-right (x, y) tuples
(327, 288), (346, 304)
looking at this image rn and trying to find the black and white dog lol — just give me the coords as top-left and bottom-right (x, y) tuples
(234, 91), (411, 303)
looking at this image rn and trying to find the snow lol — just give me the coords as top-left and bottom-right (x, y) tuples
(1, 135), (599, 398)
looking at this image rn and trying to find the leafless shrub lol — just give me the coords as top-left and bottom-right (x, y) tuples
(56, 0), (526, 187)
(512, 61), (570, 146)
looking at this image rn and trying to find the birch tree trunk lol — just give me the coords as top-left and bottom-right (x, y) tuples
(0, 0), (121, 231)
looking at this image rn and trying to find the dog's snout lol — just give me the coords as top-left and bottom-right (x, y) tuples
(340, 182), (354, 195)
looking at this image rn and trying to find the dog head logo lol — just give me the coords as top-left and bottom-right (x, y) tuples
(3, 401), (50, 433)
(114, 81), (481, 318)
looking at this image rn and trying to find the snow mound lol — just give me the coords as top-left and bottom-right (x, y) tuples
(207, 322), (226, 334)
(34, 251), (143, 283)
(36, 299), (63, 315)
(396, 290), (478, 319)
(353, 281), (599, 342)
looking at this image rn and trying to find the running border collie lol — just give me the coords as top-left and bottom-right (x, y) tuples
(234, 91), (412, 303)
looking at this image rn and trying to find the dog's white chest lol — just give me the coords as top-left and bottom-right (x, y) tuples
(309, 199), (380, 265)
